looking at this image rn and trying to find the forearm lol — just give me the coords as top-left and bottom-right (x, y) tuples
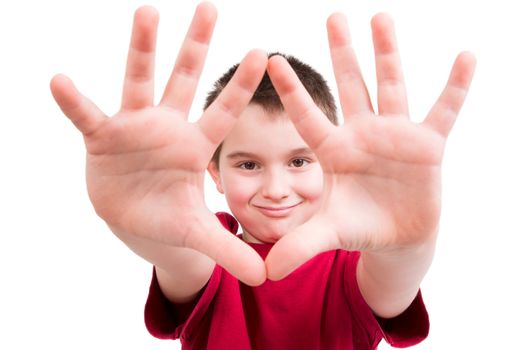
(357, 233), (437, 319)
(109, 225), (215, 303)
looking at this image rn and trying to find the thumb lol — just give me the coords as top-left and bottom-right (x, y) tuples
(265, 216), (340, 281)
(50, 74), (106, 135)
(183, 210), (267, 286)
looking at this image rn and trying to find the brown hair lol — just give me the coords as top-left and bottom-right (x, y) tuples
(205, 52), (338, 165)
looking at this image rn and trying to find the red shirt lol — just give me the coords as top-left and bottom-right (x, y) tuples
(145, 213), (429, 349)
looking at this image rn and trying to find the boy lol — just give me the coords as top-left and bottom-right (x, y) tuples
(50, 2), (475, 349)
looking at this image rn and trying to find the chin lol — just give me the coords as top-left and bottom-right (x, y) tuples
(264, 227), (291, 243)
(243, 227), (287, 244)
(240, 215), (307, 243)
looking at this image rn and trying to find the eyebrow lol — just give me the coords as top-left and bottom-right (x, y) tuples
(226, 151), (258, 160)
(225, 148), (315, 160)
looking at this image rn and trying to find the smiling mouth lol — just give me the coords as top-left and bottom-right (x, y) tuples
(253, 203), (301, 218)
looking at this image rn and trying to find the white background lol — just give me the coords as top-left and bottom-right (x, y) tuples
(1, 0), (524, 349)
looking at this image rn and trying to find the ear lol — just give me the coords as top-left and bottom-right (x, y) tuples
(207, 161), (225, 194)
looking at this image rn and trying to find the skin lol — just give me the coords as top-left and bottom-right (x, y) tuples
(50, 4), (269, 302)
(207, 104), (324, 245)
(50, 3), (476, 318)
(264, 13), (476, 317)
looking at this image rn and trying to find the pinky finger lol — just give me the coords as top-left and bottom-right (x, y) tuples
(424, 52), (476, 137)
(50, 74), (106, 135)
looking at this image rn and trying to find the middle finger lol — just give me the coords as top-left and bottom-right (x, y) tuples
(159, 2), (217, 115)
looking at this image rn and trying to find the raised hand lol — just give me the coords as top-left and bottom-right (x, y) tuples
(50, 4), (268, 286)
(265, 13), (476, 281)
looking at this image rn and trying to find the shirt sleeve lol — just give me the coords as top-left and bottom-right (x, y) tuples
(344, 251), (430, 348)
(144, 267), (203, 339)
(143, 212), (236, 340)
(375, 290), (429, 347)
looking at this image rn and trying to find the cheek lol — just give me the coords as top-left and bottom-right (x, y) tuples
(222, 174), (260, 207)
(296, 166), (324, 200)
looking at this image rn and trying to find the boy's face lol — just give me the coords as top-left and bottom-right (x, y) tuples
(208, 104), (324, 244)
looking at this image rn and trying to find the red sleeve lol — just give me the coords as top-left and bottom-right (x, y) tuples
(144, 267), (203, 339)
(143, 212), (237, 340)
(344, 251), (429, 348)
(375, 290), (429, 347)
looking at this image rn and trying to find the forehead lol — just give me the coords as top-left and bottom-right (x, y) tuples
(220, 104), (308, 155)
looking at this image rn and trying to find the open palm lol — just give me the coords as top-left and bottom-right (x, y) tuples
(50, 4), (268, 285)
(266, 13), (475, 280)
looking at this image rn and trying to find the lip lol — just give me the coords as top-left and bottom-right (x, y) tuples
(253, 203), (301, 218)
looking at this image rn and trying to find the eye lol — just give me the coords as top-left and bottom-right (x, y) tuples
(290, 158), (309, 168)
(239, 161), (258, 170)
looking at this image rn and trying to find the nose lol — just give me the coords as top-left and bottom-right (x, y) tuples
(261, 167), (290, 200)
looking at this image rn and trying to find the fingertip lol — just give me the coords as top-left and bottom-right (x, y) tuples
(242, 49), (268, 82)
(245, 48), (269, 69)
(265, 262), (289, 282)
(239, 241), (268, 286)
(267, 219), (340, 282)
(458, 51), (477, 71)
(231, 49), (267, 94)
(371, 12), (394, 29)
(267, 54), (289, 81)
(49, 74), (76, 106)
(50, 73), (67, 93)
(131, 6), (159, 52)
(189, 1), (217, 44)
(327, 12), (348, 31)
(267, 55), (295, 97)
(265, 258), (282, 282)
(49, 74), (105, 134)
(209, 225), (267, 286)
(264, 236), (298, 281)
(245, 263), (268, 286)
(248, 48), (268, 60)
(267, 52), (286, 64)
(135, 5), (159, 23)
(50, 73), (71, 87)
(195, 1), (218, 27)
(371, 12), (397, 54)
(231, 246), (267, 286)
(267, 55), (294, 96)
(327, 12), (351, 47)
(452, 51), (477, 88)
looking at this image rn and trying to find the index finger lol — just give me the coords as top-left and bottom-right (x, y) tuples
(267, 55), (335, 151)
(197, 49), (268, 146)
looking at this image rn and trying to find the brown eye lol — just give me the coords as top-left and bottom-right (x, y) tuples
(291, 159), (307, 167)
(240, 162), (257, 170)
